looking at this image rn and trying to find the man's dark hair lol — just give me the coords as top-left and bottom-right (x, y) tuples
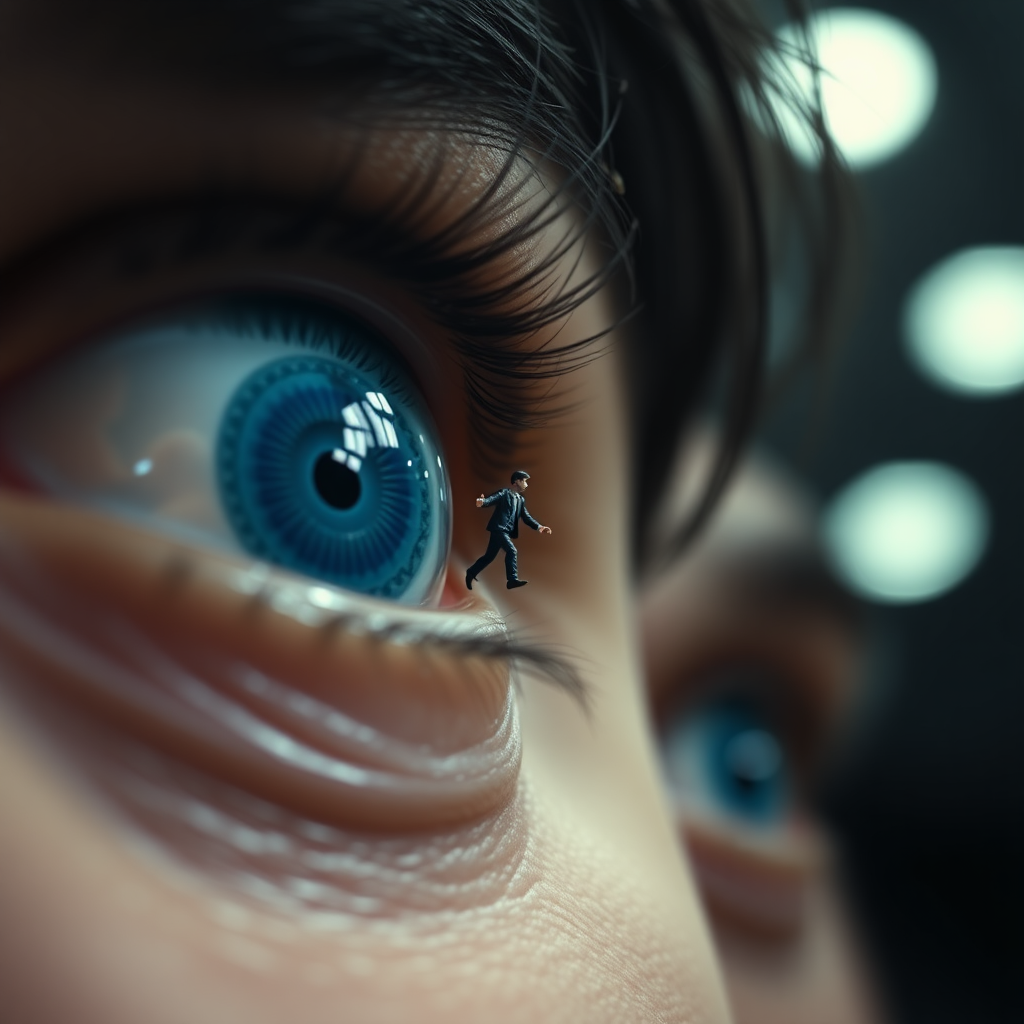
(511, 471), (530, 484)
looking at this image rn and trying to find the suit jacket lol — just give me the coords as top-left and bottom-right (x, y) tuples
(480, 488), (541, 539)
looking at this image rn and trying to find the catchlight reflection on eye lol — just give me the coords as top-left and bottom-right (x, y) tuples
(823, 461), (988, 603)
(904, 246), (1024, 396)
(774, 8), (938, 168)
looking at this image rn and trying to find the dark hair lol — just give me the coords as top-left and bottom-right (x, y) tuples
(511, 471), (531, 484)
(23, 0), (850, 568)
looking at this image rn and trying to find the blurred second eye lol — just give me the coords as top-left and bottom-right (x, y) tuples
(662, 694), (792, 828)
(0, 295), (450, 604)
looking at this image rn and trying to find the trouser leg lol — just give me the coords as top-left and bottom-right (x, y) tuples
(467, 532), (504, 579)
(498, 532), (519, 581)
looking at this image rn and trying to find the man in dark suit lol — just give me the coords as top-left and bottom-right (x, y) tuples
(466, 471), (552, 590)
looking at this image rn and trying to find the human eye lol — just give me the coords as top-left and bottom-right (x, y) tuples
(0, 292), (449, 605)
(652, 657), (833, 938)
(0, 199), (552, 867)
(662, 681), (792, 831)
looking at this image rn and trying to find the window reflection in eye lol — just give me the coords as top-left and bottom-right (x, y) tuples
(0, 294), (450, 604)
(662, 691), (792, 829)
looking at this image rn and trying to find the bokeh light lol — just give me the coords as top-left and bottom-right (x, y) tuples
(824, 462), (988, 603)
(774, 8), (938, 168)
(904, 246), (1024, 396)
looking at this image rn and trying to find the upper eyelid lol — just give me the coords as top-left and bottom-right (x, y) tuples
(0, 187), (621, 472)
(650, 649), (841, 775)
(0, 230), (449, 428)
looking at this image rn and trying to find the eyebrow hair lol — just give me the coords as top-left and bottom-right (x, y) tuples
(25, 0), (583, 94)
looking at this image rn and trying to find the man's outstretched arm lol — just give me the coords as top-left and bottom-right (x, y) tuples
(521, 504), (552, 534)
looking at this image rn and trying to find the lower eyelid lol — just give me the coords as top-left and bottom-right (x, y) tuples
(679, 812), (826, 939)
(0, 492), (519, 833)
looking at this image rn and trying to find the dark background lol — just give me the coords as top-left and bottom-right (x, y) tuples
(761, 2), (1023, 1021)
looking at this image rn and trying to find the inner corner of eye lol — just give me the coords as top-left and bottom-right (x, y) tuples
(3, 292), (452, 606)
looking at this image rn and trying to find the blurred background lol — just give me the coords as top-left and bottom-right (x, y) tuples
(756, 2), (1022, 1021)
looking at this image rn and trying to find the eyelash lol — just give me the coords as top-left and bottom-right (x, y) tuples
(0, 167), (631, 474)
(167, 548), (589, 708)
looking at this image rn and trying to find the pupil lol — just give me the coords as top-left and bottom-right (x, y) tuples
(731, 770), (758, 793)
(724, 729), (780, 794)
(313, 451), (361, 510)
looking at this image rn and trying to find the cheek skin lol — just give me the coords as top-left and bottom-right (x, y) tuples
(0, 715), (713, 1024)
(715, 874), (883, 1024)
(461, 334), (732, 1019)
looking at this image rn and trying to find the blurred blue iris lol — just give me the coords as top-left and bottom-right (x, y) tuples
(663, 698), (790, 826)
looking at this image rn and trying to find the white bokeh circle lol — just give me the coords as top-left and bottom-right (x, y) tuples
(775, 8), (938, 168)
(904, 246), (1024, 396)
(824, 462), (988, 603)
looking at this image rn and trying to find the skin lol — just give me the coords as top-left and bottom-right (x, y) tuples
(0, 15), (728, 1024)
(639, 438), (883, 1024)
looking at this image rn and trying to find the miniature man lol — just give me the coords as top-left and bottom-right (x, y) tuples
(466, 471), (552, 590)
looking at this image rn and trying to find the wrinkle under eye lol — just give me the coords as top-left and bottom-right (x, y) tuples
(0, 492), (525, 907)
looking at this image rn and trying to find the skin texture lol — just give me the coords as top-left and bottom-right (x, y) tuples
(640, 438), (884, 1024)
(0, 21), (730, 1024)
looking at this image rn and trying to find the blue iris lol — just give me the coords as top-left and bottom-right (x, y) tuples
(663, 698), (790, 826)
(216, 305), (447, 602)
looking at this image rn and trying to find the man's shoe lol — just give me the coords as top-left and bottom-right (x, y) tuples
(466, 570), (476, 591)
(506, 579), (529, 589)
